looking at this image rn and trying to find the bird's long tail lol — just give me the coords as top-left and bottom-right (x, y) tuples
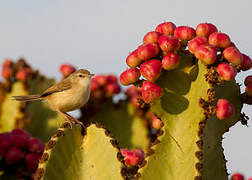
(12, 95), (42, 102)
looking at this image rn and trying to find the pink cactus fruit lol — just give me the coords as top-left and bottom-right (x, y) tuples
(16, 68), (29, 82)
(120, 148), (145, 166)
(90, 78), (100, 91)
(140, 59), (162, 82)
(174, 26), (196, 41)
(25, 153), (41, 172)
(137, 43), (160, 61)
(106, 83), (121, 95)
(143, 31), (162, 44)
(216, 99), (235, 120)
(195, 44), (217, 65)
(240, 54), (252, 71)
(217, 63), (237, 81)
(120, 68), (140, 86)
(158, 35), (180, 52)
(5, 147), (24, 165)
(208, 32), (231, 48)
(126, 50), (142, 68)
(155, 22), (176, 35)
(106, 74), (118, 84)
(1, 59), (14, 79)
(10, 134), (28, 149)
(244, 75), (252, 86)
(222, 47), (243, 65)
(231, 173), (245, 180)
(196, 23), (217, 37)
(59, 64), (76, 77)
(142, 81), (163, 103)
(92, 75), (107, 86)
(162, 52), (180, 71)
(0, 132), (11, 156)
(188, 36), (208, 54)
(28, 137), (44, 154)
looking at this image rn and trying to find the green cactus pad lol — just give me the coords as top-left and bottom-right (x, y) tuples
(24, 76), (64, 142)
(0, 82), (27, 132)
(138, 55), (242, 179)
(87, 101), (150, 150)
(35, 123), (124, 180)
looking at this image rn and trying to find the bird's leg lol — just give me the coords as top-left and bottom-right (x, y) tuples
(56, 110), (73, 129)
(63, 112), (84, 128)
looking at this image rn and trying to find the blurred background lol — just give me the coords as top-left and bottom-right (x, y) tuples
(0, 0), (251, 176)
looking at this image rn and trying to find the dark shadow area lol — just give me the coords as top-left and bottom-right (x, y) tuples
(189, 64), (199, 81)
(161, 92), (189, 114)
(158, 70), (191, 95)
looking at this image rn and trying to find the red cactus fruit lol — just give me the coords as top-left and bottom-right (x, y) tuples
(162, 52), (180, 70)
(137, 44), (160, 61)
(120, 148), (145, 166)
(248, 178), (252, 180)
(130, 96), (141, 108)
(28, 137), (44, 154)
(158, 35), (180, 52)
(11, 129), (30, 137)
(106, 83), (121, 95)
(240, 54), (252, 71)
(10, 134), (28, 149)
(208, 32), (231, 48)
(217, 63), (237, 81)
(155, 22), (176, 35)
(120, 68), (140, 86)
(245, 84), (252, 97)
(126, 50), (142, 68)
(1, 67), (13, 79)
(151, 113), (163, 129)
(0, 132), (11, 156)
(140, 59), (162, 82)
(5, 147), (24, 165)
(106, 74), (118, 84)
(16, 69), (29, 82)
(90, 79), (100, 91)
(93, 75), (106, 86)
(216, 99), (235, 120)
(196, 23), (217, 37)
(195, 44), (217, 65)
(188, 36), (208, 54)
(125, 85), (141, 97)
(2, 59), (12, 67)
(174, 26), (196, 41)
(142, 81), (163, 103)
(25, 153), (41, 172)
(244, 75), (252, 86)
(231, 173), (245, 180)
(222, 47), (243, 65)
(59, 64), (76, 77)
(143, 31), (162, 44)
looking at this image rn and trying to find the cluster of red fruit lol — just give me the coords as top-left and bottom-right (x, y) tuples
(0, 129), (44, 176)
(1, 59), (30, 81)
(91, 74), (121, 98)
(231, 172), (252, 180)
(120, 22), (252, 120)
(120, 148), (145, 166)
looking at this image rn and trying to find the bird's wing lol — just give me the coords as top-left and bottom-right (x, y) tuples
(41, 78), (72, 97)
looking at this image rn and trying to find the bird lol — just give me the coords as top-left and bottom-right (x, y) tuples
(13, 69), (94, 127)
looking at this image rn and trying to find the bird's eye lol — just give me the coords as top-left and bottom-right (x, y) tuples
(79, 74), (84, 78)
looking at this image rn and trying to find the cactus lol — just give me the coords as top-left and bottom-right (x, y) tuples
(0, 59), (64, 142)
(120, 22), (251, 179)
(81, 100), (150, 150)
(34, 123), (124, 180)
